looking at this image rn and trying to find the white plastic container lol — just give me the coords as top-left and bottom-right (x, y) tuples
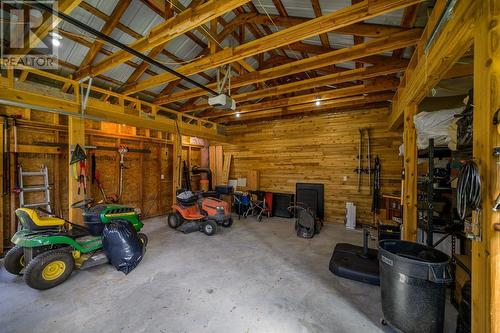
(345, 202), (356, 230)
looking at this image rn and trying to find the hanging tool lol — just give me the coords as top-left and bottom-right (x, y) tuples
(78, 160), (87, 195)
(182, 160), (191, 191)
(91, 153), (96, 185)
(371, 156), (381, 214)
(366, 128), (372, 195)
(117, 146), (129, 200)
(2, 116), (9, 195)
(353, 128), (373, 193)
(493, 148), (500, 211)
(355, 128), (364, 192)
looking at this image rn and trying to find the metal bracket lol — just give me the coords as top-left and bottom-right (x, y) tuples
(78, 76), (93, 114)
(216, 64), (232, 95)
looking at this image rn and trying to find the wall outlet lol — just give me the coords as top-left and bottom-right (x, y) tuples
(342, 176), (348, 182)
(161, 174), (165, 180)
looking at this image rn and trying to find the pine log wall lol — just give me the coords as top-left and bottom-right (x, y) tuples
(222, 108), (403, 224)
(0, 107), (205, 253)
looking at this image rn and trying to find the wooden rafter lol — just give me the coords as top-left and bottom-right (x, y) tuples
(216, 93), (393, 123)
(124, 0), (423, 95)
(74, 0), (251, 80)
(393, 4), (421, 58)
(203, 79), (398, 119)
(217, 13), (409, 41)
(180, 62), (407, 113)
(310, 0), (330, 49)
(78, 0), (132, 69)
(15, 0), (82, 55)
(154, 29), (420, 106)
(388, 0), (476, 129)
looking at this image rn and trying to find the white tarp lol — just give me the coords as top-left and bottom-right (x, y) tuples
(413, 108), (463, 149)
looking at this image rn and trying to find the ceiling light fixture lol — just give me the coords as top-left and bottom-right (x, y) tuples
(315, 97), (321, 106)
(49, 31), (62, 47)
(235, 112), (241, 118)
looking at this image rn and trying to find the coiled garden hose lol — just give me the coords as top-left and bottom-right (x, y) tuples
(456, 160), (481, 220)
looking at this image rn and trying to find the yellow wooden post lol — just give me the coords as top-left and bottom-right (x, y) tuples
(68, 116), (85, 224)
(172, 133), (181, 205)
(0, 116), (3, 255)
(472, 1), (500, 332)
(402, 104), (418, 241)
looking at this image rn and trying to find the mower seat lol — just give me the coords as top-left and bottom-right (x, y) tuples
(15, 208), (65, 230)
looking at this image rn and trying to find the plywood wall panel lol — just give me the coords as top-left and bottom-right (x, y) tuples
(220, 108), (402, 225)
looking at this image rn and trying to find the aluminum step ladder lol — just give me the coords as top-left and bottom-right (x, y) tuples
(17, 165), (52, 212)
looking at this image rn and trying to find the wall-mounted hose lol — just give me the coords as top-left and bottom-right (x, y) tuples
(456, 160), (481, 220)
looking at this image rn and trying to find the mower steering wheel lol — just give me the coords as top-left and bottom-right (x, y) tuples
(71, 198), (95, 209)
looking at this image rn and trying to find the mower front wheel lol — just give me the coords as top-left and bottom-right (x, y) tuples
(138, 233), (148, 247)
(222, 218), (233, 228)
(4, 245), (25, 275)
(202, 221), (217, 236)
(24, 250), (74, 290)
(167, 212), (182, 229)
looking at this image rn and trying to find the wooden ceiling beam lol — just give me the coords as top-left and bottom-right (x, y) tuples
(218, 13), (409, 41)
(393, 4), (421, 58)
(15, 0), (82, 55)
(388, 0), (477, 129)
(310, 0), (331, 49)
(78, 0), (132, 69)
(181, 63), (407, 113)
(222, 102), (390, 124)
(204, 79), (398, 118)
(77, 1), (211, 82)
(125, 0), (423, 95)
(215, 93), (394, 123)
(74, 0), (250, 80)
(154, 29), (419, 105)
(79, 2), (141, 39)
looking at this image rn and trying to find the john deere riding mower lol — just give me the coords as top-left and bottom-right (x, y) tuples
(3, 199), (147, 290)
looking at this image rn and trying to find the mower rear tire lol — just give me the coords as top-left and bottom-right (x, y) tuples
(202, 221), (217, 236)
(4, 245), (25, 275)
(24, 250), (74, 290)
(222, 218), (233, 228)
(167, 212), (182, 229)
(138, 233), (148, 247)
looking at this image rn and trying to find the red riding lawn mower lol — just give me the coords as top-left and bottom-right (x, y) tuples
(167, 166), (232, 236)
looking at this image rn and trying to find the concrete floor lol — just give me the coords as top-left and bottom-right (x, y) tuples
(0, 216), (457, 333)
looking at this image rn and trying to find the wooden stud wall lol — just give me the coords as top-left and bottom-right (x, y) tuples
(0, 107), (203, 253)
(220, 108), (402, 224)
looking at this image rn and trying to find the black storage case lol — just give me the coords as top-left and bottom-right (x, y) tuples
(272, 193), (294, 218)
(296, 183), (324, 220)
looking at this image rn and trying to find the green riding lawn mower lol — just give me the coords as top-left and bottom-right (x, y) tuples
(3, 198), (147, 290)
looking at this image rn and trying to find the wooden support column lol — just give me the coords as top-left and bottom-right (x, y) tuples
(0, 116), (3, 255)
(172, 133), (181, 205)
(472, 1), (500, 332)
(402, 104), (418, 241)
(68, 117), (85, 224)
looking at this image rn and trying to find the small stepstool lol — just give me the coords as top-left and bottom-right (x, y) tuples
(17, 165), (52, 213)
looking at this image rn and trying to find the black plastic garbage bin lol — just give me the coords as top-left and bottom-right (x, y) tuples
(378, 240), (452, 333)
